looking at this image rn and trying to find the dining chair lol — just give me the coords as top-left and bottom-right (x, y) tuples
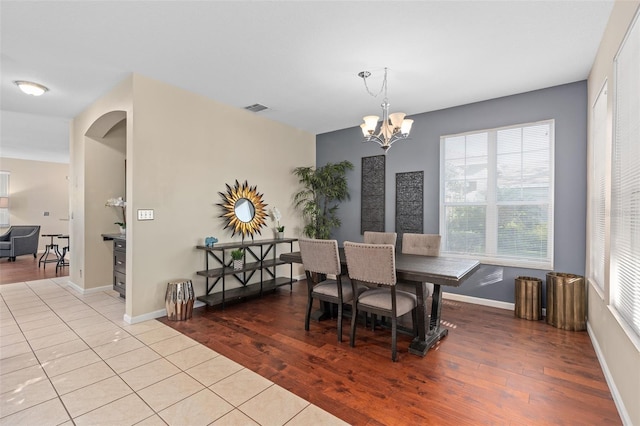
(344, 241), (417, 361)
(363, 231), (397, 246)
(398, 233), (441, 298)
(299, 238), (363, 342)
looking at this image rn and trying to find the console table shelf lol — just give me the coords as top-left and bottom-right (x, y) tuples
(196, 237), (298, 309)
(196, 258), (287, 278)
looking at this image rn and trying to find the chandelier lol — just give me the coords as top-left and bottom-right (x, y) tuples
(358, 67), (413, 152)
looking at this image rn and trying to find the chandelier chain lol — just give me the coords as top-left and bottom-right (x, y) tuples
(362, 68), (389, 100)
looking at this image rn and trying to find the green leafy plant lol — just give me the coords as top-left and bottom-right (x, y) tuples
(293, 160), (353, 239)
(230, 249), (244, 260)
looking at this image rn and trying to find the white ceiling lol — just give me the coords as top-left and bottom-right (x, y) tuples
(0, 1), (614, 164)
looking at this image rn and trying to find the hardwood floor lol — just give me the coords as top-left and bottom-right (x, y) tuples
(0, 255), (67, 284)
(2, 261), (619, 425)
(160, 282), (621, 425)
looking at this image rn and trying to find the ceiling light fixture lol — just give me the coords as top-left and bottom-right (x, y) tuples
(358, 67), (413, 152)
(14, 80), (49, 96)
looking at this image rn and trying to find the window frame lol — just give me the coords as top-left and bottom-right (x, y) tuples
(0, 171), (9, 228)
(610, 8), (640, 339)
(439, 119), (555, 270)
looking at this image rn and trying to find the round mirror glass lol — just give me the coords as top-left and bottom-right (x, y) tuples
(234, 198), (255, 223)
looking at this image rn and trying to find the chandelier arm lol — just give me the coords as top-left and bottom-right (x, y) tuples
(358, 67), (411, 153)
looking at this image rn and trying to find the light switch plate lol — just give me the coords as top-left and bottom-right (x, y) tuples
(137, 209), (154, 220)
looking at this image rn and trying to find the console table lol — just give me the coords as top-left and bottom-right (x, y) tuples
(196, 238), (298, 309)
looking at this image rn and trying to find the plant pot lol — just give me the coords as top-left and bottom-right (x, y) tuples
(277, 231), (284, 239)
(119, 226), (126, 235)
(233, 259), (243, 270)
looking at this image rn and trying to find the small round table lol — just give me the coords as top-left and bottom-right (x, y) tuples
(56, 235), (70, 273)
(39, 234), (62, 268)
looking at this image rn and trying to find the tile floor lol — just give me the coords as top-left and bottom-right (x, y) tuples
(0, 277), (347, 425)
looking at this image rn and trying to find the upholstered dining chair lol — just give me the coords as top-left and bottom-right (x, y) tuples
(299, 238), (363, 342)
(398, 233), (441, 298)
(363, 231), (397, 246)
(344, 241), (418, 361)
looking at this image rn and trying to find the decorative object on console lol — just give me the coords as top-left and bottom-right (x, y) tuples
(358, 67), (413, 152)
(218, 180), (268, 240)
(231, 248), (244, 270)
(106, 197), (126, 232)
(271, 207), (285, 238)
(293, 161), (353, 239)
(204, 236), (218, 248)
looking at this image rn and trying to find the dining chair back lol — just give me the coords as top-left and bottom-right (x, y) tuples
(344, 241), (417, 361)
(402, 233), (441, 256)
(363, 231), (397, 246)
(399, 233), (441, 298)
(299, 238), (358, 342)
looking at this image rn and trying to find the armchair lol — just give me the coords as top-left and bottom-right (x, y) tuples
(0, 225), (41, 261)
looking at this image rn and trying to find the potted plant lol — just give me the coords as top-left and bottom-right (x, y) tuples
(293, 160), (353, 239)
(106, 197), (126, 234)
(230, 248), (244, 270)
(271, 207), (285, 239)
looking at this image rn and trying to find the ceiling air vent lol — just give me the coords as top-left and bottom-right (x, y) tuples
(244, 103), (268, 113)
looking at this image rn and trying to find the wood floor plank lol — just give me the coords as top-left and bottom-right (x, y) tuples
(160, 281), (621, 425)
(3, 252), (621, 424)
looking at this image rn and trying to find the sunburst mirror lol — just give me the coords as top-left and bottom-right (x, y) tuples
(218, 180), (268, 239)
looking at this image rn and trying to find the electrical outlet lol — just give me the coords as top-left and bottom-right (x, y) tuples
(137, 209), (154, 220)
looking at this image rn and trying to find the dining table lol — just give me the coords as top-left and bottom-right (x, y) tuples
(280, 249), (481, 356)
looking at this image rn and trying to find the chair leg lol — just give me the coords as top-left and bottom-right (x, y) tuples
(337, 302), (343, 342)
(391, 316), (398, 362)
(350, 306), (358, 347)
(305, 296), (313, 331)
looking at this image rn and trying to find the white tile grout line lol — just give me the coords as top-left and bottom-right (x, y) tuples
(0, 278), (338, 425)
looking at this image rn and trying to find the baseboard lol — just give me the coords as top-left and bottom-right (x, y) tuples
(124, 300), (206, 325)
(442, 292), (514, 311)
(64, 280), (112, 295)
(587, 322), (631, 425)
(125, 309), (165, 324)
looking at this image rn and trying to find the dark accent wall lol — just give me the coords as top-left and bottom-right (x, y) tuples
(316, 81), (587, 303)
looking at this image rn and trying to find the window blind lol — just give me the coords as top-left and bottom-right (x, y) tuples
(0, 172), (9, 227)
(612, 11), (640, 337)
(440, 120), (554, 269)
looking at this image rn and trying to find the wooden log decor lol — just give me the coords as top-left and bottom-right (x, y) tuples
(545, 272), (586, 331)
(514, 276), (542, 320)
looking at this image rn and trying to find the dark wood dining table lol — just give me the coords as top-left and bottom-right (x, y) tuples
(280, 250), (480, 356)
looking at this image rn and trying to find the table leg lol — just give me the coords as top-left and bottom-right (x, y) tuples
(38, 245), (50, 267)
(409, 283), (448, 356)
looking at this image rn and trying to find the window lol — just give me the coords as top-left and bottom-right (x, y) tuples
(440, 120), (554, 269)
(589, 82), (608, 293)
(611, 11), (640, 337)
(0, 172), (9, 227)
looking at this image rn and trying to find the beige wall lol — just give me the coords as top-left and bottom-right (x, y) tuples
(587, 1), (640, 425)
(72, 73), (313, 320)
(71, 76), (133, 292)
(0, 157), (69, 251)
